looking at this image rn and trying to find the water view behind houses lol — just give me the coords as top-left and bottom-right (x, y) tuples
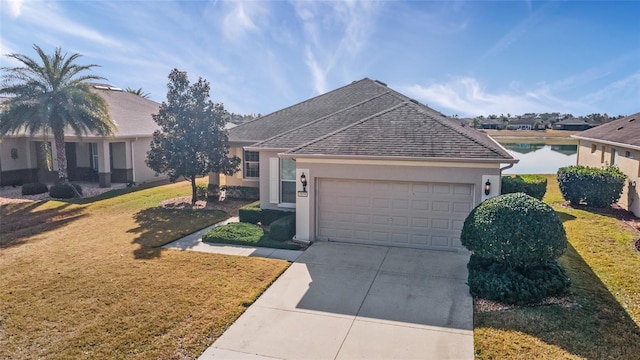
(499, 141), (578, 175)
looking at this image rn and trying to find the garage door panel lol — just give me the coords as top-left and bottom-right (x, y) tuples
(411, 200), (428, 210)
(318, 179), (474, 251)
(453, 202), (472, 213)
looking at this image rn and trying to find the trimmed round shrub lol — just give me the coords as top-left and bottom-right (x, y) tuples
(467, 254), (571, 305)
(49, 183), (83, 199)
(21, 182), (49, 195)
(557, 165), (626, 207)
(268, 214), (296, 241)
(501, 174), (547, 200)
(461, 193), (567, 268)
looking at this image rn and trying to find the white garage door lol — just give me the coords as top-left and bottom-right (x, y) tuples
(317, 179), (474, 251)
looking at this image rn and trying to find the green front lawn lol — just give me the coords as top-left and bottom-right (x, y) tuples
(474, 175), (640, 359)
(0, 180), (290, 359)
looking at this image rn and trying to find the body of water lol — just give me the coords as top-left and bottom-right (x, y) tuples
(500, 142), (577, 175)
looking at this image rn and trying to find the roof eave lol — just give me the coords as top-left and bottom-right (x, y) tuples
(571, 135), (640, 151)
(278, 153), (519, 164)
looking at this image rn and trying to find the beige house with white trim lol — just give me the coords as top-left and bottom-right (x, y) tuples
(0, 85), (167, 187)
(214, 79), (518, 251)
(572, 112), (640, 217)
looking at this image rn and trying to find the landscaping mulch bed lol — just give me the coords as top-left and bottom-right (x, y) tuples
(159, 196), (251, 216)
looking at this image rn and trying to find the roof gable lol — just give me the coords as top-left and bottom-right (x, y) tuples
(286, 101), (514, 162)
(574, 112), (640, 148)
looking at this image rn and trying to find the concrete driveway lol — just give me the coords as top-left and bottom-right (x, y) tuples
(200, 242), (474, 360)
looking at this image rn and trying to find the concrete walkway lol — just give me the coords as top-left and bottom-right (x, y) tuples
(199, 241), (474, 360)
(162, 217), (304, 262)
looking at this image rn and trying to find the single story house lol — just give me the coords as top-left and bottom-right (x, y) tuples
(0, 85), (166, 187)
(506, 118), (543, 130)
(554, 118), (597, 131)
(572, 112), (640, 217)
(214, 78), (518, 251)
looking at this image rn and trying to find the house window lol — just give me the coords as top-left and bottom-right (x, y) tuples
(90, 143), (99, 171)
(280, 158), (296, 204)
(611, 149), (618, 165)
(591, 144), (597, 154)
(601, 146), (606, 163)
(243, 150), (259, 178)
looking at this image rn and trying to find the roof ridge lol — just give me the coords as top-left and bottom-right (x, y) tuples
(250, 89), (393, 148)
(230, 77), (375, 132)
(286, 101), (410, 154)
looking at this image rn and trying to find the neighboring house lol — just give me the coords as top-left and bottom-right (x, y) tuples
(554, 118), (597, 131)
(0, 85), (167, 187)
(215, 78), (518, 251)
(478, 118), (505, 130)
(507, 118), (537, 130)
(572, 112), (640, 217)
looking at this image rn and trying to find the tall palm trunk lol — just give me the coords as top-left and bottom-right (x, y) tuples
(53, 128), (69, 183)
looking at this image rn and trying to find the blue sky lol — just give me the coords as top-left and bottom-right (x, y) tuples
(1, 0), (639, 118)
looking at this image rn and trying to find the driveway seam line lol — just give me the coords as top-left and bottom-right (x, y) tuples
(333, 246), (390, 360)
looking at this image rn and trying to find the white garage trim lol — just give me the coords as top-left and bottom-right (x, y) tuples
(316, 178), (474, 251)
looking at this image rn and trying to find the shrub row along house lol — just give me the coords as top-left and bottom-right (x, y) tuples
(213, 78), (518, 250)
(0, 85), (167, 187)
(573, 112), (640, 217)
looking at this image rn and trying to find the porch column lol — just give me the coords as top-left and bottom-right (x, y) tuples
(98, 140), (111, 188)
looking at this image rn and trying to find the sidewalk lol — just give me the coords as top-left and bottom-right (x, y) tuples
(162, 217), (304, 262)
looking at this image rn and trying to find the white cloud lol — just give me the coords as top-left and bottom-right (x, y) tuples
(400, 77), (580, 117)
(292, 0), (381, 95)
(12, 1), (123, 48)
(5, 0), (24, 17)
(222, 1), (263, 40)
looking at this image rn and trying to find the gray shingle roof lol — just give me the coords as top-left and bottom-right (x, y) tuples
(228, 78), (391, 142)
(286, 101), (514, 161)
(83, 86), (160, 138)
(572, 112), (640, 148)
(249, 92), (406, 149)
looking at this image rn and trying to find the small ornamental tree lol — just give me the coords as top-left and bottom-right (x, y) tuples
(461, 193), (570, 304)
(146, 69), (240, 204)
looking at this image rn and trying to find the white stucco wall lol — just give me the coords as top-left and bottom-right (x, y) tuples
(0, 138), (33, 171)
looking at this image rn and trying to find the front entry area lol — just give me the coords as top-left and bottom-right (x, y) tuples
(317, 179), (474, 251)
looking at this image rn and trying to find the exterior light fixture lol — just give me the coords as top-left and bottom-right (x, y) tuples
(10, 148), (18, 160)
(300, 173), (307, 192)
(484, 180), (491, 195)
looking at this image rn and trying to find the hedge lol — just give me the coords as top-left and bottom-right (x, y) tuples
(501, 174), (547, 200)
(557, 165), (626, 207)
(21, 182), (48, 195)
(467, 254), (571, 305)
(238, 201), (261, 224)
(49, 183), (83, 199)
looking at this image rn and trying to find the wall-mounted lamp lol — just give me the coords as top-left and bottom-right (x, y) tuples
(484, 180), (491, 195)
(300, 173), (308, 192)
(631, 180), (637, 188)
(10, 148), (18, 160)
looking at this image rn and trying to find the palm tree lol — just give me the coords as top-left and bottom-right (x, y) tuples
(0, 44), (115, 185)
(125, 87), (150, 99)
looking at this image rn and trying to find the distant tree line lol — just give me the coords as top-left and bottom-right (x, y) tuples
(467, 112), (627, 129)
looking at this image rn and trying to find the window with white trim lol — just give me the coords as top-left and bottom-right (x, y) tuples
(243, 150), (259, 178)
(280, 158), (296, 204)
(90, 143), (99, 171)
